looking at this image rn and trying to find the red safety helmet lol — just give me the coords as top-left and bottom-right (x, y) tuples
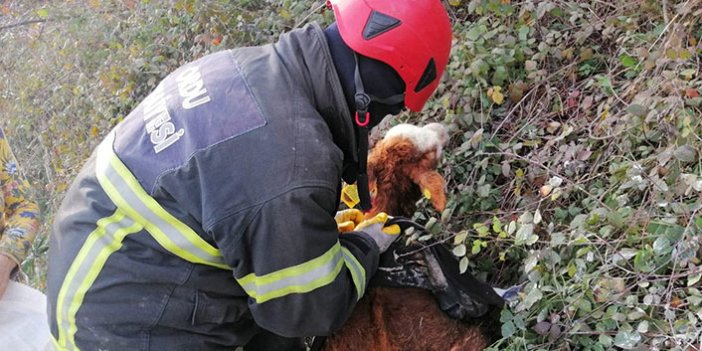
(328, 0), (452, 112)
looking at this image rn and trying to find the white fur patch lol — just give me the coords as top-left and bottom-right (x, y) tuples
(383, 123), (448, 154)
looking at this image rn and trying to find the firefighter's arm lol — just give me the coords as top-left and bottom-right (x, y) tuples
(212, 186), (379, 337)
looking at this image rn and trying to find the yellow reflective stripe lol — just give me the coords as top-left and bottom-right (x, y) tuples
(107, 155), (223, 259)
(253, 259), (345, 304)
(53, 337), (66, 351)
(341, 247), (366, 300)
(54, 210), (143, 351)
(96, 133), (230, 270)
(237, 243), (345, 304)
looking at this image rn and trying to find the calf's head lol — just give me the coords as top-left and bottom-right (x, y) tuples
(365, 122), (504, 319)
(366, 122), (449, 218)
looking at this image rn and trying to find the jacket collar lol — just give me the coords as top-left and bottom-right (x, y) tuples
(276, 23), (358, 164)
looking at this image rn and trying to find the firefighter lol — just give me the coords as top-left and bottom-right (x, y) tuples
(47, 0), (452, 349)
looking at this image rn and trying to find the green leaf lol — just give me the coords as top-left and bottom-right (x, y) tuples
(522, 287), (543, 309)
(599, 334), (613, 347)
(696, 216), (702, 230)
(459, 256), (469, 274)
(634, 248), (656, 272)
(652, 236), (671, 255)
(626, 104), (648, 117)
(491, 216), (502, 233)
(613, 331), (641, 349)
(507, 221), (517, 235)
(619, 54), (638, 68)
(673, 145), (698, 163)
(477, 183), (491, 197)
(466, 24), (487, 41)
(526, 234), (539, 245)
(518, 26), (530, 41)
(36, 8), (49, 19)
(515, 224), (534, 245)
(471, 240), (482, 254)
(501, 320), (516, 338)
(647, 222), (685, 241)
(453, 244), (467, 257)
(453, 230), (469, 245)
(680, 68), (696, 80)
(533, 209), (542, 224)
(473, 222), (490, 237)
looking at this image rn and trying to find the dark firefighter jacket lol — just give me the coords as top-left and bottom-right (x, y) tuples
(47, 23), (379, 351)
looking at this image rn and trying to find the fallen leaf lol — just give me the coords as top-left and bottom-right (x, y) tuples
(540, 184), (553, 197)
(488, 86), (505, 105)
(533, 321), (551, 336)
(674, 145), (698, 163)
(580, 48), (594, 61)
(546, 121), (561, 134)
(525, 60), (537, 71)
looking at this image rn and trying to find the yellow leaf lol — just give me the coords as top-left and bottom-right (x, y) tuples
(422, 188), (432, 200)
(449, 0), (461, 6)
(488, 86), (504, 105)
(665, 49), (678, 60)
(679, 49), (693, 60)
(599, 105), (609, 121)
(579, 48), (594, 61)
(279, 9), (292, 20)
(561, 47), (574, 60)
(56, 183), (68, 193)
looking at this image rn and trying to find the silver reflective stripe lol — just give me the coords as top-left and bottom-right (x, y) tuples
(55, 211), (142, 351)
(96, 132), (229, 270)
(341, 247), (366, 299)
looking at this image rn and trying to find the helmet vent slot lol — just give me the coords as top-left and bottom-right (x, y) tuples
(414, 58), (436, 93)
(362, 10), (401, 40)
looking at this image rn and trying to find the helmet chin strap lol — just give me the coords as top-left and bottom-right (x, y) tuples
(352, 53), (373, 211)
(352, 53), (405, 211)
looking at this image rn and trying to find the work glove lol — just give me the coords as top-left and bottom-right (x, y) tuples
(335, 209), (365, 233)
(354, 212), (401, 253)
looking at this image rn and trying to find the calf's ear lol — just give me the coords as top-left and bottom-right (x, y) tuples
(410, 170), (446, 212)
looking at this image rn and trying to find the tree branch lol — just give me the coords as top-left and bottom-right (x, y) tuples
(0, 18), (47, 31)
